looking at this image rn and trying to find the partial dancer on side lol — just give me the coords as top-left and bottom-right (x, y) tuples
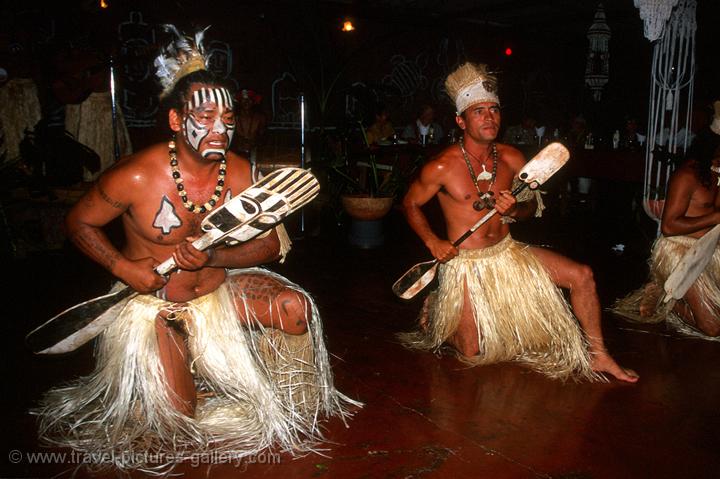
(399, 62), (638, 383)
(613, 102), (720, 339)
(33, 25), (357, 474)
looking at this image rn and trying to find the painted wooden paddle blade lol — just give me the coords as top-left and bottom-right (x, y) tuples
(663, 224), (720, 302)
(202, 167), (320, 243)
(26, 286), (137, 354)
(517, 142), (569, 189)
(392, 260), (439, 299)
(155, 167), (320, 275)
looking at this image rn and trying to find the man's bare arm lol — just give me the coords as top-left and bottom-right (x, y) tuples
(66, 170), (166, 293)
(403, 160), (458, 261)
(66, 180), (129, 273)
(403, 162), (444, 246)
(495, 148), (536, 220)
(497, 191), (537, 220)
(207, 229), (281, 268)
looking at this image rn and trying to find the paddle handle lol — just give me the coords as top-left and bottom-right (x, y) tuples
(451, 182), (529, 247)
(155, 234), (216, 276)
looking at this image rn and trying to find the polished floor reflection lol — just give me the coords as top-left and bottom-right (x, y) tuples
(4, 181), (720, 478)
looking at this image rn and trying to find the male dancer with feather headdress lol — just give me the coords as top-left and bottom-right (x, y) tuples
(400, 62), (638, 383)
(34, 26), (356, 473)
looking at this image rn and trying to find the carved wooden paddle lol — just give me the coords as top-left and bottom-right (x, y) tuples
(663, 223), (720, 302)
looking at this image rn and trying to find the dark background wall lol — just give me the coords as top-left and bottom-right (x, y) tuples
(1, 0), (717, 149)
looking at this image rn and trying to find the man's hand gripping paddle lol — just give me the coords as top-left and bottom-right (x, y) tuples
(392, 142), (570, 300)
(662, 223), (720, 303)
(26, 167), (320, 355)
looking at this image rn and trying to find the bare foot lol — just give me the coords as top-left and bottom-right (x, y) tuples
(639, 282), (660, 317)
(591, 350), (639, 383)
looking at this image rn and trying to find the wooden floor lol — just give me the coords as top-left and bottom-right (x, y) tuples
(3, 181), (720, 478)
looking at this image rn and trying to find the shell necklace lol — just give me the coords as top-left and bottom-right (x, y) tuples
(169, 139), (226, 214)
(460, 138), (497, 211)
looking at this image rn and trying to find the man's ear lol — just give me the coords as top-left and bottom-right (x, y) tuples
(168, 109), (183, 133)
(455, 115), (465, 130)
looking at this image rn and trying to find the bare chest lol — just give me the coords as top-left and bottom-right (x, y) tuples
(689, 184), (720, 213)
(440, 163), (515, 210)
(126, 183), (239, 245)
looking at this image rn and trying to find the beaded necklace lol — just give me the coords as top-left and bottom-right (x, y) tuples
(459, 138), (498, 211)
(169, 139), (226, 214)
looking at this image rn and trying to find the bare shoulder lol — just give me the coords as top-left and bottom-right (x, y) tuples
(224, 151), (252, 188)
(496, 143), (526, 173)
(665, 161), (702, 202)
(418, 144), (458, 183)
(670, 161), (700, 186)
(96, 143), (167, 195)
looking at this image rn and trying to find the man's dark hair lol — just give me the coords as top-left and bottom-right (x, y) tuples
(417, 104), (434, 117)
(688, 128), (720, 187)
(160, 69), (235, 113)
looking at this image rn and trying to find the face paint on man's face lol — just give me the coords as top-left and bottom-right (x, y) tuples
(181, 86), (235, 158)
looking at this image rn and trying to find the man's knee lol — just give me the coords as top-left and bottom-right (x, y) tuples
(697, 316), (720, 337)
(702, 326), (720, 337)
(572, 264), (597, 291)
(451, 330), (480, 357)
(276, 290), (310, 335)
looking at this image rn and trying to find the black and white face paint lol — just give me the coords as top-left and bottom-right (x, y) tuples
(182, 87), (235, 158)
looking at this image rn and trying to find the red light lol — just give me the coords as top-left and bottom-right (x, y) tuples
(505, 47), (513, 56)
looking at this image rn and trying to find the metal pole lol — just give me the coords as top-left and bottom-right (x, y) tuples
(299, 93), (306, 234)
(110, 57), (120, 163)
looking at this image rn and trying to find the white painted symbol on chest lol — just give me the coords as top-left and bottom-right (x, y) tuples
(153, 196), (182, 234)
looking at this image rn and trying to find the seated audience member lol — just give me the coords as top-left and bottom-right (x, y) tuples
(620, 116), (642, 151)
(365, 104), (396, 145)
(402, 104), (444, 145)
(502, 115), (537, 145)
(566, 115), (590, 150)
(233, 88), (267, 157)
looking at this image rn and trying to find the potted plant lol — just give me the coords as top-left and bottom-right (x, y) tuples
(326, 122), (419, 247)
(338, 151), (395, 222)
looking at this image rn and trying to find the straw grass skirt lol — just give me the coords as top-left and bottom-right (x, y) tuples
(34, 268), (358, 473)
(400, 235), (599, 381)
(612, 235), (720, 339)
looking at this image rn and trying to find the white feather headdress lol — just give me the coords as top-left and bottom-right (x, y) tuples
(154, 24), (211, 98)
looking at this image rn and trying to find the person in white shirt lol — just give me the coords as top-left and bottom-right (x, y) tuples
(402, 104), (444, 145)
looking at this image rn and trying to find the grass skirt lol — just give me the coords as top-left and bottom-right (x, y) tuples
(612, 235), (720, 339)
(34, 268), (358, 473)
(400, 236), (598, 381)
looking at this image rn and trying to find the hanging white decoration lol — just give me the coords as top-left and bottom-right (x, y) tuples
(641, 0), (696, 226)
(634, 0), (681, 42)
